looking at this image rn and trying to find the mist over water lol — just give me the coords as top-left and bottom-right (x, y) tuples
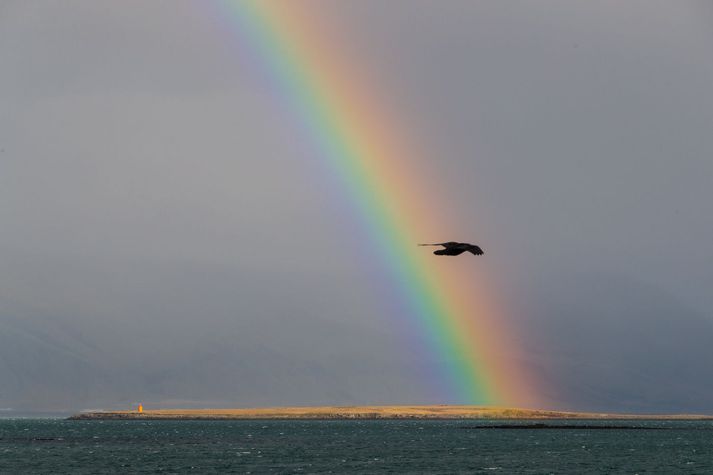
(1, 1), (712, 412)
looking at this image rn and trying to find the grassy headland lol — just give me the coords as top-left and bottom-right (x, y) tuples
(68, 405), (713, 420)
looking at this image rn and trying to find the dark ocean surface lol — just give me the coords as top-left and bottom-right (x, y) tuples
(1, 419), (712, 474)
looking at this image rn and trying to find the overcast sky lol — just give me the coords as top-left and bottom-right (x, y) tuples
(1, 0), (712, 413)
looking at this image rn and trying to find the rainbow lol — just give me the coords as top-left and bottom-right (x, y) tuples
(213, 1), (538, 406)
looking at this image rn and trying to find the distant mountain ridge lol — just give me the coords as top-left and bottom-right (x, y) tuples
(3, 273), (713, 413)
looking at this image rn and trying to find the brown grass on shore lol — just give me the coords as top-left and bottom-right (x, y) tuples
(69, 405), (713, 420)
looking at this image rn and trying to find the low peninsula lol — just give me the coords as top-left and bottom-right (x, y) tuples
(68, 406), (713, 420)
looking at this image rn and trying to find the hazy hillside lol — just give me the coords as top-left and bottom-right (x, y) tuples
(2, 271), (713, 413)
(0, 311), (427, 412)
(523, 272), (713, 413)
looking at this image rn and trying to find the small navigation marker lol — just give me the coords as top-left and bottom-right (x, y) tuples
(138, 403), (143, 413)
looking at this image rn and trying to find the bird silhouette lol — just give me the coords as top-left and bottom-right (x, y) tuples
(418, 241), (484, 256)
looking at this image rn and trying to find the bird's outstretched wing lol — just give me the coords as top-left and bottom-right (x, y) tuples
(468, 246), (484, 256)
(417, 243), (445, 247)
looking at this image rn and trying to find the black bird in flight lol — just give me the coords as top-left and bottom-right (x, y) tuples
(418, 242), (484, 256)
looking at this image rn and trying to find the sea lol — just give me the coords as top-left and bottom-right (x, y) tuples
(1, 418), (712, 474)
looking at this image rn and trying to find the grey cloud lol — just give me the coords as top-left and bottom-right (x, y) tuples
(1, 0), (712, 412)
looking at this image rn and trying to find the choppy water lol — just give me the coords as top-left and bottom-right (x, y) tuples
(1, 419), (712, 473)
